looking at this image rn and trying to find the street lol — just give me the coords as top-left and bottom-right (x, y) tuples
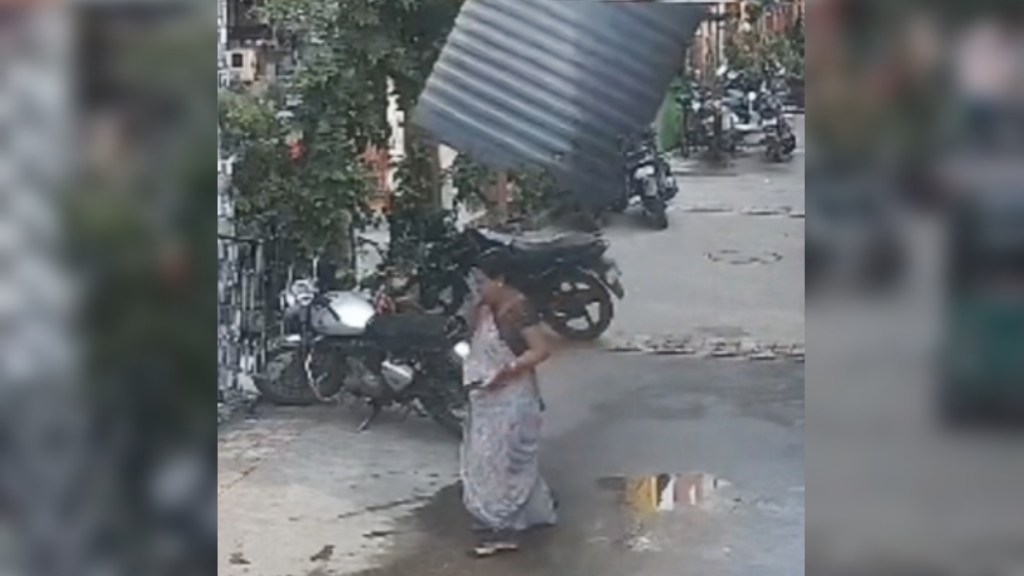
(218, 119), (805, 576)
(219, 354), (803, 576)
(600, 115), (804, 356)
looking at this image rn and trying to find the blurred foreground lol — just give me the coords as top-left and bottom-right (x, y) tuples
(809, 1), (1024, 574)
(1, 3), (214, 575)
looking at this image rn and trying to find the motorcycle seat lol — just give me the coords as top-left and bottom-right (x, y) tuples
(365, 313), (452, 349)
(476, 229), (605, 256)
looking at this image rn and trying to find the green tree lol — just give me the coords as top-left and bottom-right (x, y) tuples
(221, 0), (466, 272)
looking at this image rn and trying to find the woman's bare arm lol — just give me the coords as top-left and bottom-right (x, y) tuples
(518, 325), (551, 368)
(500, 325), (550, 381)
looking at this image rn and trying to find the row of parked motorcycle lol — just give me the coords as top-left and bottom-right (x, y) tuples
(677, 63), (798, 163)
(253, 220), (625, 437)
(573, 64), (801, 233)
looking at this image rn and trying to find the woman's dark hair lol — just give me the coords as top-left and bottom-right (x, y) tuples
(477, 247), (514, 281)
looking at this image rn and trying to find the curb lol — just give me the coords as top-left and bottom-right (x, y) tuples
(602, 335), (804, 363)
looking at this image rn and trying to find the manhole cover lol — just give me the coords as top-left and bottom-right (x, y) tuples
(706, 249), (783, 265)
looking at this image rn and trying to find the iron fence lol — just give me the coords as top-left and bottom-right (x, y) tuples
(217, 233), (269, 394)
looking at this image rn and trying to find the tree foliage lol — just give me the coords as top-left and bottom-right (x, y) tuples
(723, 1), (804, 79)
(220, 0), (467, 271)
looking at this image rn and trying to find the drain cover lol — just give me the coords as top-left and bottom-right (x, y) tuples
(706, 249), (783, 265)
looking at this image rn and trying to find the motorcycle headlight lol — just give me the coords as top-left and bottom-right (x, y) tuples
(282, 279), (316, 311)
(453, 341), (471, 360)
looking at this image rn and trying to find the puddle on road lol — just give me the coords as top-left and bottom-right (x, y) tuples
(597, 473), (735, 553)
(598, 472), (732, 517)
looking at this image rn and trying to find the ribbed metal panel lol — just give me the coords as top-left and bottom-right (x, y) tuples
(413, 0), (710, 206)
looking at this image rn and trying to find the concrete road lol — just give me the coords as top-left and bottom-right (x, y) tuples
(218, 352), (804, 576)
(597, 116), (804, 353)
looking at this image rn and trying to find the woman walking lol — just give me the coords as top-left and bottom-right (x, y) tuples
(461, 248), (557, 557)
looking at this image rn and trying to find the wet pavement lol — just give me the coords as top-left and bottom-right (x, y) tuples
(219, 352), (804, 576)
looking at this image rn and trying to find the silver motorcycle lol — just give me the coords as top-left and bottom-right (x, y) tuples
(254, 259), (471, 436)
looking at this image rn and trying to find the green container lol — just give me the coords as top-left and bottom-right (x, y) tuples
(946, 295), (1024, 406)
(658, 96), (683, 153)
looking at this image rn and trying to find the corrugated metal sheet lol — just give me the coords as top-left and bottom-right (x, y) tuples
(413, 0), (710, 206)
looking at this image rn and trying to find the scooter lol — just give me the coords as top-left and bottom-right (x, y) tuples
(615, 129), (678, 229)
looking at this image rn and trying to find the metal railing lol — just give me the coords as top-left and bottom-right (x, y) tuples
(217, 233), (269, 394)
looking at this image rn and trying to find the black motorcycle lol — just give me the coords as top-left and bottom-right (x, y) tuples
(717, 65), (797, 162)
(613, 129), (678, 230)
(384, 227), (625, 342)
(678, 86), (733, 163)
(677, 81), (715, 159)
(255, 261), (470, 437)
(756, 87), (797, 163)
(469, 228), (625, 340)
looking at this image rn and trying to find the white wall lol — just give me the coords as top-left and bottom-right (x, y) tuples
(385, 77), (459, 209)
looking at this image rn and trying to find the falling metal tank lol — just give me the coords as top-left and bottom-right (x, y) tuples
(413, 0), (710, 207)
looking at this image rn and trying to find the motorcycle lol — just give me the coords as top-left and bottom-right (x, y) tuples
(614, 128), (679, 230)
(381, 227), (625, 342)
(254, 257), (470, 437)
(719, 66), (768, 153)
(677, 81), (732, 161)
(467, 228), (624, 341)
(717, 64), (797, 162)
(756, 84), (797, 162)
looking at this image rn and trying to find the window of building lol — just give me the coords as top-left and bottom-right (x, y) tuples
(231, 53), (244, 68)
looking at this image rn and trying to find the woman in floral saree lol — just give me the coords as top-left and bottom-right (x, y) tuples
(461, 248), (557, 557)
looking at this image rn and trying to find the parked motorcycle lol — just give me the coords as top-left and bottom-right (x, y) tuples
(677, 68), (734, 158)
(677, 81), (732, 161)
(719, 66), (769, 153)
(380, 226), (625, 342)
(677, 80), (703, 159)
(757, 85), (797, 162)
(712, 64), (798, 162)
(254, 258), (470, 437)
(614, 128), (679, 229)
(468, 228), (625, 340)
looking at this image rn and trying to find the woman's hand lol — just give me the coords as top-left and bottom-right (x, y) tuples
(485, 362), (518, 390)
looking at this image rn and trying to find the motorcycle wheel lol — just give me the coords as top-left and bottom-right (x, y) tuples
(610, 192), (629, 214)
(707, 115), (728, 165)
(782, 132), (797, 155)
(679, 123), (693, 158)
(542, 271), (615, 341)
(660, 169), (679, 201)
(254, 344), (345, 406)
(416, 352), (467, 438)
(648, 201), (669, 230)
